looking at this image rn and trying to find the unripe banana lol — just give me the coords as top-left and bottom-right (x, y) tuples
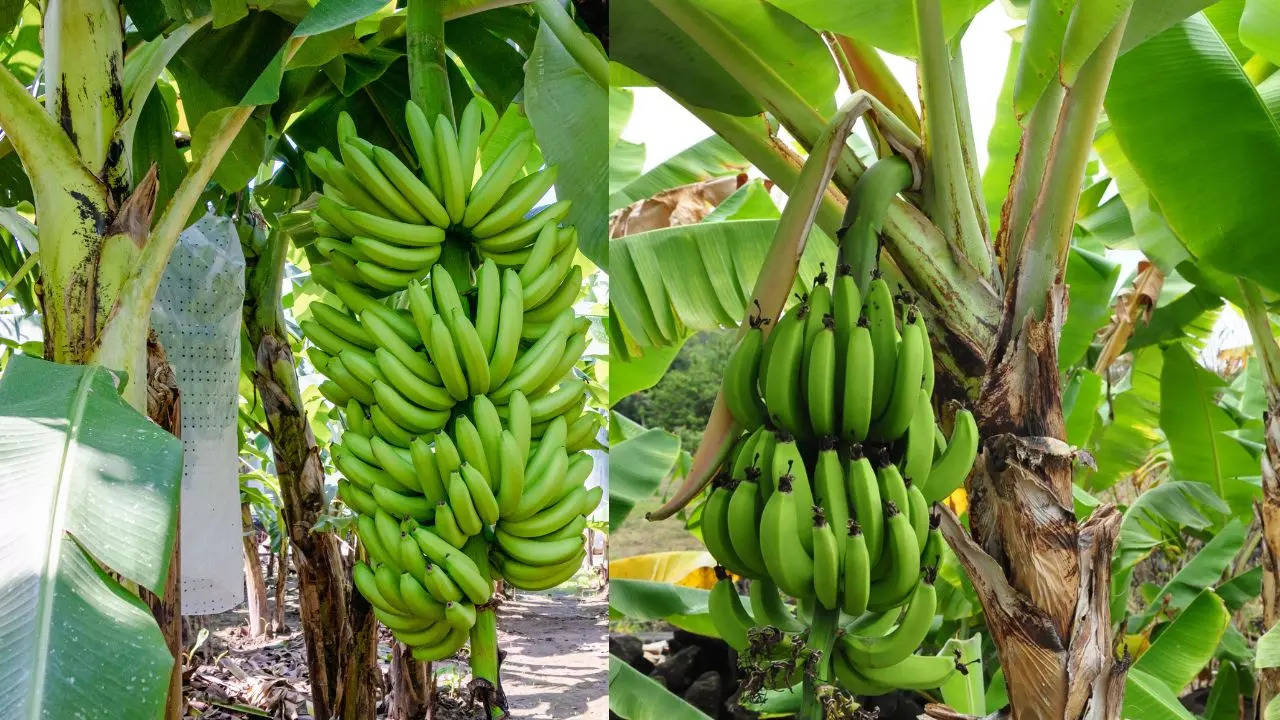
(748, 578), (804, 632)
(763, 302), (809, 436)
(405, 101), (444, 196)
(902, 389), (936, 489)
(841, 320), (875, 442)
(806, 315), (837, 436)
(923, 408), (978, 503)
(434, 114), (467, 223)
(870, 306), (924, 441)
(843, 569), (937, 668)
(709, 569), (755, 651)
(724, 317), (767, 428)
(471, 168), (560, 238)
(841, 520), (871, 617)
(771, 435), (814, 552)
(698, 476), (754, 578)
(456, 98), (484, 192)
(463, 134), (533, 227)
(433, 501), (469, 548)
(812, 437), (849, 559)
(726, 465), (768, 577)
(866, 503), (919, 612)
(865, 275), (898, 420)
(758, 471), (814, 599)
(811, 509), (840, 610)
(446, 471), (483, 536)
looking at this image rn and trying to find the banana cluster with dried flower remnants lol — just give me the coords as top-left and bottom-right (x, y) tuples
(706, 262), (979, 693)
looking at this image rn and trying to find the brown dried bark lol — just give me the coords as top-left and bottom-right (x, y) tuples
(242, 223), (377, 719)
(241, 502), (270, 638)
(390, 645), (434, 719)
(143, 333), (184, 720)
(1260, 404), (1280, 715)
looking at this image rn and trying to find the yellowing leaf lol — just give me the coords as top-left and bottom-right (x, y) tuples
(609, 551), (717, 587)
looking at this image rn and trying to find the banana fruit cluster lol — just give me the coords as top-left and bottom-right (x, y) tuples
(707, 265), (979, 693)
(300, 101), (603, 661)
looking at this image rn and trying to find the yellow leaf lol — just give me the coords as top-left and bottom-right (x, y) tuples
(609, 551), (718, 588)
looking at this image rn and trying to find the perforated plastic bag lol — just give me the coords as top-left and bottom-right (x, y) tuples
(151, 214), (246, 615)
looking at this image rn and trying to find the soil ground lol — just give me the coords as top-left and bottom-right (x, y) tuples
(183, 552), (607, 719)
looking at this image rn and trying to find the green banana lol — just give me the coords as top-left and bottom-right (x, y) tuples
(471, 168), (559, 238)
(811, 509), (840, 610)
(463, 134), (533, 227)
(758, 470), (814, 599)
(763, 301), (809, 436)
(371, 145), (451, 228)
(748, 578), (804, 632)
(923, 408), (978, 503)
(865, 275), (898, 420)
(726, 464), (768, 577)
(841, 520), (870, 617)
(805, 315), (837, 436)
(870, 306), (924, 441)
(866, 503), (920, 612)
(843, 570), (937, 668)
(404, 101), (444, 196)
(434, 114), (467, 223)
(902, 388), (936, 488)
(812, 438), (849, 559)
(709, 569), (755, 651)
(447, 471), (484, 536)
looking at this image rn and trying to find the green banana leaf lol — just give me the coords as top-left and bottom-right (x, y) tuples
(1106, 14), (1280, 293)
(609, 579), (718, 637)
(1159, 343), (1258, 516)
(1130, 518), (1247, 631)
(1062, 369), (1104, 447)
(1124, 668), (1197, 720)
(764, 0), (987, 58)
(1125, 286), (1223, 354)
(609, 655), (712, 720)
(610, 135), (749, 211)
(609, 421), (682, 530)
(1203, 661), (1243, 720)
(938, 635), (984, 715)
(1259, 619), (1280, 671)
(1111, 481), (1231, 618)
(1081, 347), (1164, 491)
(1059, 248), (1122, 370)
(1131, 589), (1229, 696)
(1241, 0), (1280, 65)
(610, 340), (686, 405)
(0, 355), (184, 719)
(610, 0), (837, 123)
(610, 218), (835, 352)
(525, 19), (609, 270)
(982, 38), (1021, 236)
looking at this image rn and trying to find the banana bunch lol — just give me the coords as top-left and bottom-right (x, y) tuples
(707, 264), (980, 695)
(303, 99), (577, 333)
(300, 103), (603, 661)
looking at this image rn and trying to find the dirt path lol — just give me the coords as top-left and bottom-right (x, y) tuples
(497, 589), (609, 720)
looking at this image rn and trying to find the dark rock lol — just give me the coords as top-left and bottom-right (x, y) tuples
(610, 634), (652, 674)
(651, 645), (700, 695)
(861, 691), (925, 720)
(672, 629), (734, 678)
(682, 671), (723, 717)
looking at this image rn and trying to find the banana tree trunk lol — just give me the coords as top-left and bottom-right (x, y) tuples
(241, 503), (271, 638)
(390, 645), (434, 719)
(143, 332), (185, 720)
(1239, 280), (1280, 715)
(241, 224), (378, 719)
(925, 12), (1131, 720)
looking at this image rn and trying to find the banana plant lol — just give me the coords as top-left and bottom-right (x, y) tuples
(609, 1), (1279, 717)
